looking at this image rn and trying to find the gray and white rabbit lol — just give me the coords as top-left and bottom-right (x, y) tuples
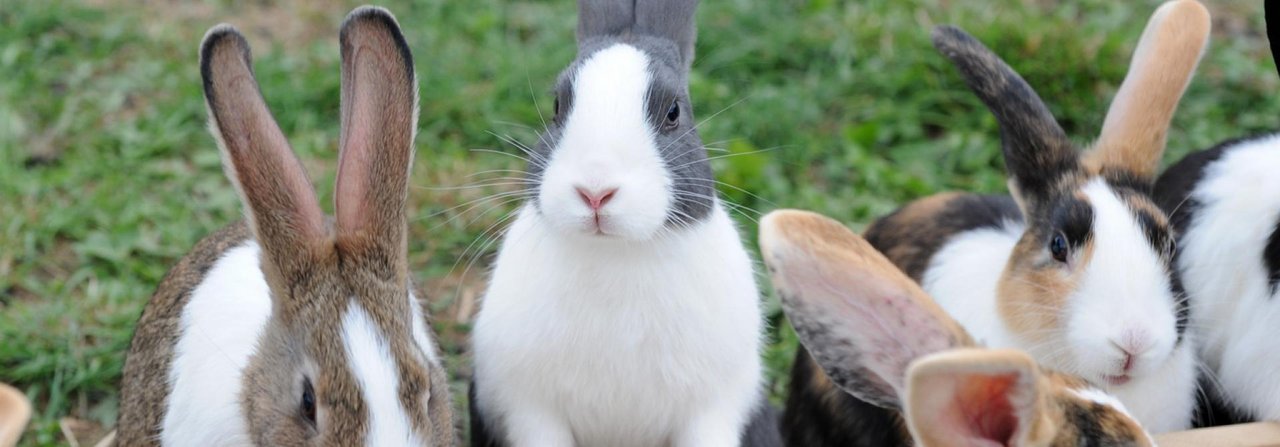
(116, 7), (454, 446)
(1155, 132), (1280, 423)
(468, 0), (775, 446)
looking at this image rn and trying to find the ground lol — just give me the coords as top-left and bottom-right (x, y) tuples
(1, 0), (1277, 445)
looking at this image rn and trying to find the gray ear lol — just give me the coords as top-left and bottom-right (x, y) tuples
(635, 0), (698, 68)
(577, 0), (635, 42)
(931, 25), (1077, 206)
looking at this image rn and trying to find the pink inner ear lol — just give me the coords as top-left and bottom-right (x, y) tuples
(941, 373), (1018, 447)
(335, 46), (377, 233)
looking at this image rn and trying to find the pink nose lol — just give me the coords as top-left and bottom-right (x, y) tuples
(1113, 333), (1152, 373)
(575, 186), (618, 211)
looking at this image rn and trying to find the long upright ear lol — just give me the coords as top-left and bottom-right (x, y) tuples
(759, 210), (974, 410)
(904, 349), (1053, 447)
(932, 26), (1078, 207)
(334, 7), (417, 275)
(577, 0), (635, 43)
(635, 0), (698, 69)
(201, 25), (325, 268)
(1084, 0), (1210, 182)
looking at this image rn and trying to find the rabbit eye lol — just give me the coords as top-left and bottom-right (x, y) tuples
(553, 98), (560, 117)
(1049, 232), (1070, 263)
(665, 101), (680, 124)
(301, 377), (316, 426)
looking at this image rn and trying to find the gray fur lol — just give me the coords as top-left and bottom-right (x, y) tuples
(530, 0), (715, 226)
(931, 25), (1078, 203)
(576, 0), (634, 43)
(636, 0), (698, 69)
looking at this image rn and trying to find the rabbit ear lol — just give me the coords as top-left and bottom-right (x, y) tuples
(577, 0), (635, 42)
(932, 26), (1078, 207)
(1084, 0), (1210, 182)
(200, 25), (326, 268)
(635, 0), (698, 68)
(904, 349), (1053, 447)
(760, 210), (974, 410)
(333, 7), (417, 273)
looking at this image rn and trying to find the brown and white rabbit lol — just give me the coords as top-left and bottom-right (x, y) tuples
(1154, 131), (1280, 424)
(468, 0), (778, 446)
(762, 209), (1158, 447)
(783, 1), (1210, 439)
(115, 7), (454, 446)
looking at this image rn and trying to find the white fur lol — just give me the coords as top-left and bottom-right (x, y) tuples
(922, 222), (1021, 350)
(1070, 387), (1132, 415)
(1069, 387), (1158, 445)
(161, 240), (442, 445)
(1068, 181), (1181, 378)
(163, 241), (269, 446)
(472, 204), (763, 447)
(924, 179), (1196, 432)
(1177, 134), (1280, 419)
(536, 44), (673, 240)
(342, 303), (425, 446)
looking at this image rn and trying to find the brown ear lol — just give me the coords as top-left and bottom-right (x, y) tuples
(1084, 0), (1210, 181)
(759, 210), (973, 409)
(201, 25), (325, 267)
(904, 349), (1053, 447)
(334, 7), (418, 274)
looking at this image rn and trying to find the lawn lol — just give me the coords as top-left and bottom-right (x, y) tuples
(1, 0), (1277, 445)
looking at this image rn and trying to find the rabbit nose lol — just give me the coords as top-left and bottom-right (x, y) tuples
(1111, 331), (1153, 372)
(575, 186), (618, 211)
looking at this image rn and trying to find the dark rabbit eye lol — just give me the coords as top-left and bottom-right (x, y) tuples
(1049, 232), (1069, 263)
(553, 98), (560, 117)
(301, 377), (316, 426)
(666, 101), (680, 123)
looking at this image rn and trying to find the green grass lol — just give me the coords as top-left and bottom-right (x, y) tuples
(1, 0), (1277, 445)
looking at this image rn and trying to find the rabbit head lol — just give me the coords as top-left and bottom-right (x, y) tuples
(929, 0), (1209, 387)
(526, 0), (716, 240)
(198, 7), (452, 445)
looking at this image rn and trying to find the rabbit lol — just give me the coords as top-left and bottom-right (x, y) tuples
(467, 0), (778, 446)
(115, 7), (454, 446)
(760, 209), (1158, 447)
(1152, 131), (1280, 424)
(783, 1), (1211, 440)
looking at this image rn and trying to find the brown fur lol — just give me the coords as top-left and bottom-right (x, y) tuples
(997, 188), (1098, 337)
(791, 6), (1207, 440)
(860, 0), (1205, 386)
(761, 210), (972, 351)
(766, 210), (1153, 446)
(1083, 0), (1210, 181)
(117, 7), (454, 446)
(1047, 373), (1152, 447)
(862, 192), (966, 280)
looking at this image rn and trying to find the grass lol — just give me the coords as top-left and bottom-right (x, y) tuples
(1, 0), (1277, 445)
